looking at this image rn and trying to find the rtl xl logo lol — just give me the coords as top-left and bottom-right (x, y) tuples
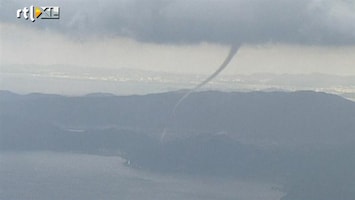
(17, 6), (60, 22)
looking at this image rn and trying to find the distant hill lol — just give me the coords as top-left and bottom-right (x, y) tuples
(1, 90), (354, 146)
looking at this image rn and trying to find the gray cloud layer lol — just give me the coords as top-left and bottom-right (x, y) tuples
(2, 0), (355, 45)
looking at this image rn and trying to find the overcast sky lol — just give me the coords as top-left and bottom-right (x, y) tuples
(1, 0), (355, 77)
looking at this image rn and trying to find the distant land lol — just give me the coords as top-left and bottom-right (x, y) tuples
(1, 65), (355, 101)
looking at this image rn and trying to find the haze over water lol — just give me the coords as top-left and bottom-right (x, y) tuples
(0, 152), (283, 200)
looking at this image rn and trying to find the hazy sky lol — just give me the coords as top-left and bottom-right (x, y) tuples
(1, 0), (355, 76)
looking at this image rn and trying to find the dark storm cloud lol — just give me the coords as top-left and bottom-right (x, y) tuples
(3, 0), (355, 45)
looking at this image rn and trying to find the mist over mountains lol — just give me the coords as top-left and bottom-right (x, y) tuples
(1, 66), (355, 100)
(1, 90), (355, 200)
(1, 90), (354, 145)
